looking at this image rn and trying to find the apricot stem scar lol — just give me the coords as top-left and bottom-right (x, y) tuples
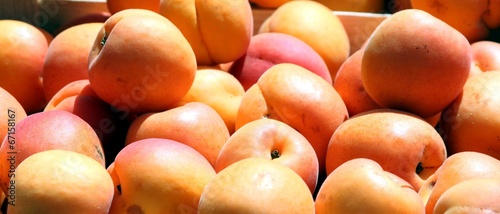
(100, 32), (107, 46)
(271, 150), (280, 159)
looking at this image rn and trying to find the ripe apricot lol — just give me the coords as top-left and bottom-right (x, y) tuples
(175, 68), (245, 134)
(9, 150), (114, 213)
(362, 9), (471, 118)
(42, 22), (102, 100)
(325, 109), (446, 191)
(439, 71), (500, 159)
(88, 9), (196, 114)
(125, 102), (230, 167)
(236, 63), (348, 172)
(333, 48), (381, 117)
(259, 1), (350, 79)
(0, 20), (48, 113)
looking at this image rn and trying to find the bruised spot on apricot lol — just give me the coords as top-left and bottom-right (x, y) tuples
(117, 185), (122, 194)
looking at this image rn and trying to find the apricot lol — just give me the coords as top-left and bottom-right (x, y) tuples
(471, 40), (500, 72)
(88, 9), (197, 114)
(37, 27), (54, 44)
(419, 151), (500, 213)
(159, 0), (253, 65)
(198, 158), (314, 213)
(51, 95), (128, 167)
(44, 79), (99, 111)
(215, 118), (319, 193)
(125, 102), (230, 167)
(44, 79), (129, 166)
(0, 110), (105, 194)
(433, 178), (500, 214)
(424, 112), (442, 128)
(333, 48), (381, 117)
(236, 63), (348, 172)
(439, 71), (500, 159)
(325, 109), (446, 191)
(229, 32), (332, 90)
(42, 22), (102, 100)
(0, 20), (48, 114)
(316, 158), (425, 214)
(8, 150), (114, 214)
(468, 63), (484, 78)
(108, 138), (216, 213)
(175, 68), (245, 134)
(362, 9), (471, 118)
(259, 1), (350, 79)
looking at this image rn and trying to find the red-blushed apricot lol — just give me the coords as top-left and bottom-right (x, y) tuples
(229, 32), (332, 90)
(259, 1), (350, 80)
(0, 20), (48, 113)
(236, 63), (348, 172)
(108, 138), (215, 213)
(362, 9), (471, 118)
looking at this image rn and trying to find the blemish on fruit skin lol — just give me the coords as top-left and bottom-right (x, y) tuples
(117, 185), (122, 194)
(127, 205), (144, 214)
(95, 145), (104, 161)
(116, 77), (127, 85)
(430, 0), (447, 13)
(414, 44), (430, 53)
(358, 86), (365, 92)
